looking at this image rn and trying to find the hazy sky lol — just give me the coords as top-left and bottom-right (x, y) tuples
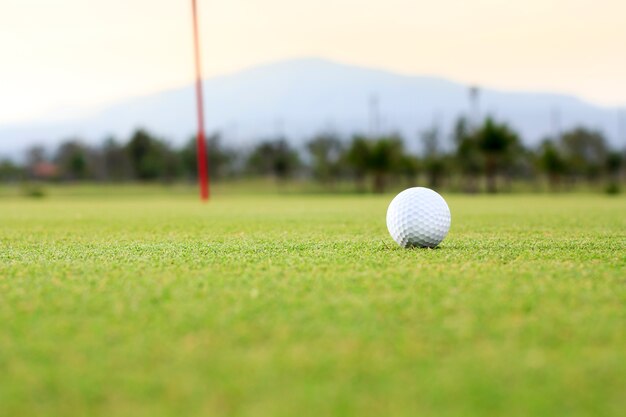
(1, 0), (625, 125)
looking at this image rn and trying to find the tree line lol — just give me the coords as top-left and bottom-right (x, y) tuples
(0, 116), (624, 193)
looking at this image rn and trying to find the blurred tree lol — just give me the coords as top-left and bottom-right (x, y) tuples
(25, 145), (46, 167)
(475, 118), (520, 193)
(502, 140), (532, 191)
(161, 143), (182, 183)
(55, 140), (89, 180)
(537, 139), (566, 191)
(246, 139), (300, 180)
(397, 154), (420, 186)
(605, 151), (623, 194)
(102, 137), (132, 181)
(368, 135), (404, 193)
(452, 117), (482, 192)
(25, 145), (57, 180)
(421, 126), (446, 189)
(181, 133), (237, 181)
(605, 151), (623, 178)
(125, 129), (169, 181)
(345, 135), (371, 192)
(560, 127), (607, 182)
(345, 135), (408, 192)
(306, 133), (343, 186)
(0, 159), (23, 182)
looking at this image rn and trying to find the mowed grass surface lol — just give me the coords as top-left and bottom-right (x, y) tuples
(1, 189), (625, 417)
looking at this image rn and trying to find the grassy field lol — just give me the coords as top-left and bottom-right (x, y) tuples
(1, 188), (625, 417)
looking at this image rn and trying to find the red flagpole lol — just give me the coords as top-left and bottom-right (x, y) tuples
(191, 0), (209, 201)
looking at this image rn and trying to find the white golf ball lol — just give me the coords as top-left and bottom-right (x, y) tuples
(386, 187), (451, 248)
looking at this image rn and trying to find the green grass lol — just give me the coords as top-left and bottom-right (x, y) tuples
(1, 189), (625, 417)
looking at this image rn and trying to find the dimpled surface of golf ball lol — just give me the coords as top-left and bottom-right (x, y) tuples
(386, 187), (451, 248)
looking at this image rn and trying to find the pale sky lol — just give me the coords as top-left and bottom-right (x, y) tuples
(1, 0), (625, 125)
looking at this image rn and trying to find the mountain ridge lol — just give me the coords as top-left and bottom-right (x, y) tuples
(1, 58), (624, 157)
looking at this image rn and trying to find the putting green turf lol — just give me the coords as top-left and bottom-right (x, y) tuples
(1, 190), (625, 417)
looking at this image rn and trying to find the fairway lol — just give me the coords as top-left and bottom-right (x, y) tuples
(1, 190), (625, 417)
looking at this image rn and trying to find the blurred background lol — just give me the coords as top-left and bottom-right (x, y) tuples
(1, 0), (625, 195)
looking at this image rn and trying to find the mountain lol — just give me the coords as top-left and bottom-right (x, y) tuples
(1, 58), (624, 157)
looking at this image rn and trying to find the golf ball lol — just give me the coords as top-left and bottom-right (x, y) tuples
(386, 187), (451, 248)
